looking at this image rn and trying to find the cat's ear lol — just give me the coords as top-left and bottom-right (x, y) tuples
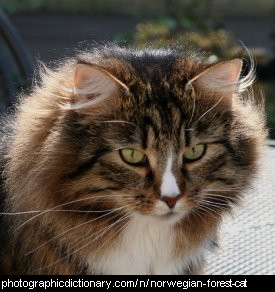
(189, 59), (243, 97)
(71, 63), (128, 110)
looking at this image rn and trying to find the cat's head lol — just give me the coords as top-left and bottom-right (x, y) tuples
(9, 47), (266, 228)
(39, 47), (264, 226)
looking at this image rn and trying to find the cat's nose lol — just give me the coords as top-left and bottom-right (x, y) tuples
(160, 194), (183, 209)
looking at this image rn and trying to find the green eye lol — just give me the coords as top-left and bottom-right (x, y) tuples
(120, 148), (147, 165)
(183, 144), (206, 162)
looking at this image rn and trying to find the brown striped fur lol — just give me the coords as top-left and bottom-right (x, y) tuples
(0, 46), (266, 274)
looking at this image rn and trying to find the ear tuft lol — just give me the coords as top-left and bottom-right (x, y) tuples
(71, 63), (128, 110)
(190, 59), (243, 96)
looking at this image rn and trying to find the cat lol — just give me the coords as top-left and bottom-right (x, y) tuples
(0, 45), (266, 275)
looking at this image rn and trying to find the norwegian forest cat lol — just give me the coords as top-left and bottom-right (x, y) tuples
(0, 45), (266, 275)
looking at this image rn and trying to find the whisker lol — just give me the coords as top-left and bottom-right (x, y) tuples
(1, 205), (132, 216)
(195, 205), (220, 220)
(37, 213), (128, 273)
(199, 200), (225, 211)
(200, 200), (230, 211)
(199, 202), (226, 215)
(199, 191), (238, 198)
(186, 84), (196, 127)
(189, 208), (210, 225)
(200, 188), (241, 192)
(68, 212), (131, 254)
(191, 95), (225, 128)
(13, 194), (133, 231)
(91, 212), (133, 256)
(34, 211), (132, 273)
(188, 199), (220, 224)
(199, 192), (239, 204)
(110, 147), (132, 152)
(25, 204), (134, 256)
(68, 206), (137, 252)
(100, 120), (137, 127)
(200, 199), (231, 207)
(1, 211), (43, 215)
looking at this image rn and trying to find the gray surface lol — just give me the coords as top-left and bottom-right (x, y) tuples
(204, 146), (275, 275)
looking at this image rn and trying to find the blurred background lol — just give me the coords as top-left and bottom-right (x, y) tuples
(0, 0), (274, 138)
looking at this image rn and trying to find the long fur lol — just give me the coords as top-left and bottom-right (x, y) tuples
(0, 45), (267, 274)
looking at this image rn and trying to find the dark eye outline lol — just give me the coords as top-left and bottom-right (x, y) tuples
(183, 144), (207, 163)
(119, 149), (148, 167)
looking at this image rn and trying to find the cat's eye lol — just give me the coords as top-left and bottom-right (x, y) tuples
(119, 148), (147, 166)
(183, 144), (206, 163)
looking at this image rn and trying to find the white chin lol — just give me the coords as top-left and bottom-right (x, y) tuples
(152, 200), (188, 223)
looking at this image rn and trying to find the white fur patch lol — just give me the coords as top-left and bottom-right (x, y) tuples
(86, 214), (209, 275)
(160, 153), (180, 198)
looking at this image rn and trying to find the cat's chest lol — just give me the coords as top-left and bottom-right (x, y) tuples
(86, 215), (205, 275)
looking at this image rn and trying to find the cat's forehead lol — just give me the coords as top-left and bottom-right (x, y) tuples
(100, 52), (205, 88)
(113, 80), (230, 150)
(77, 51), (233, 149)
(102, 54), (226, 118)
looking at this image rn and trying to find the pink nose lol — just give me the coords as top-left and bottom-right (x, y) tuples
(160, 194), (183, 209)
